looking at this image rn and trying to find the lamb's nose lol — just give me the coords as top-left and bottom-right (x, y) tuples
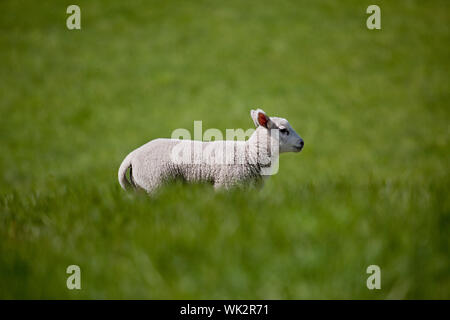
(300, 140), (304, 148)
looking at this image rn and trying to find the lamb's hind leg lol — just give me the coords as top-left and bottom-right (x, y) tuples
(132, 165), (164, 196)
(213, 181), (224, 191)
(213, 178), (235, 191)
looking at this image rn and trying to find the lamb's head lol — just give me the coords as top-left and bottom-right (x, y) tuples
(250, 109), (304, 153)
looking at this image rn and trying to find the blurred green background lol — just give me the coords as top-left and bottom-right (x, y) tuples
(0, 0), (448, 299)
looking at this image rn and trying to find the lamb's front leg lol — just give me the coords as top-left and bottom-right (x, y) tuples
(213, 174), (247, 191)
(213, 180), (231, 191)
(213, 174), (237, 191)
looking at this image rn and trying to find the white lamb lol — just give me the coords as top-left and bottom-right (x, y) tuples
(118, 109), (304, 194)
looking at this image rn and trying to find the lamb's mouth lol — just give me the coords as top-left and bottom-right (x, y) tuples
(294, 140), (304, 152)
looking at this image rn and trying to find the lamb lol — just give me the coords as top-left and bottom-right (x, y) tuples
(118, 109), (304, 194)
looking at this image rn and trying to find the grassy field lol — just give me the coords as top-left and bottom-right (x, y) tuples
(0, 0), (448, 299)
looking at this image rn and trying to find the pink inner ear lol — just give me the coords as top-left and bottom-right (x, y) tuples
(257, 112), (268, 128)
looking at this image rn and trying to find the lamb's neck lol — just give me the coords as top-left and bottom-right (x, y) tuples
(246, 127), (277, 167)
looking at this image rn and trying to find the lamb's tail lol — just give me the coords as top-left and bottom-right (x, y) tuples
(118, 153), (135, 190)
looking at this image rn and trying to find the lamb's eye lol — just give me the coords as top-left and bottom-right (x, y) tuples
(280, 128), (289, 135)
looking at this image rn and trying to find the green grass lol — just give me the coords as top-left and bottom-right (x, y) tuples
(0, 0), (449, 299)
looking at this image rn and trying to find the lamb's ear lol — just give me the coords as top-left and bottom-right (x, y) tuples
(251, 108), (272, 128)
(250, 109), (260, 127)
(252, 109), (273, 129)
